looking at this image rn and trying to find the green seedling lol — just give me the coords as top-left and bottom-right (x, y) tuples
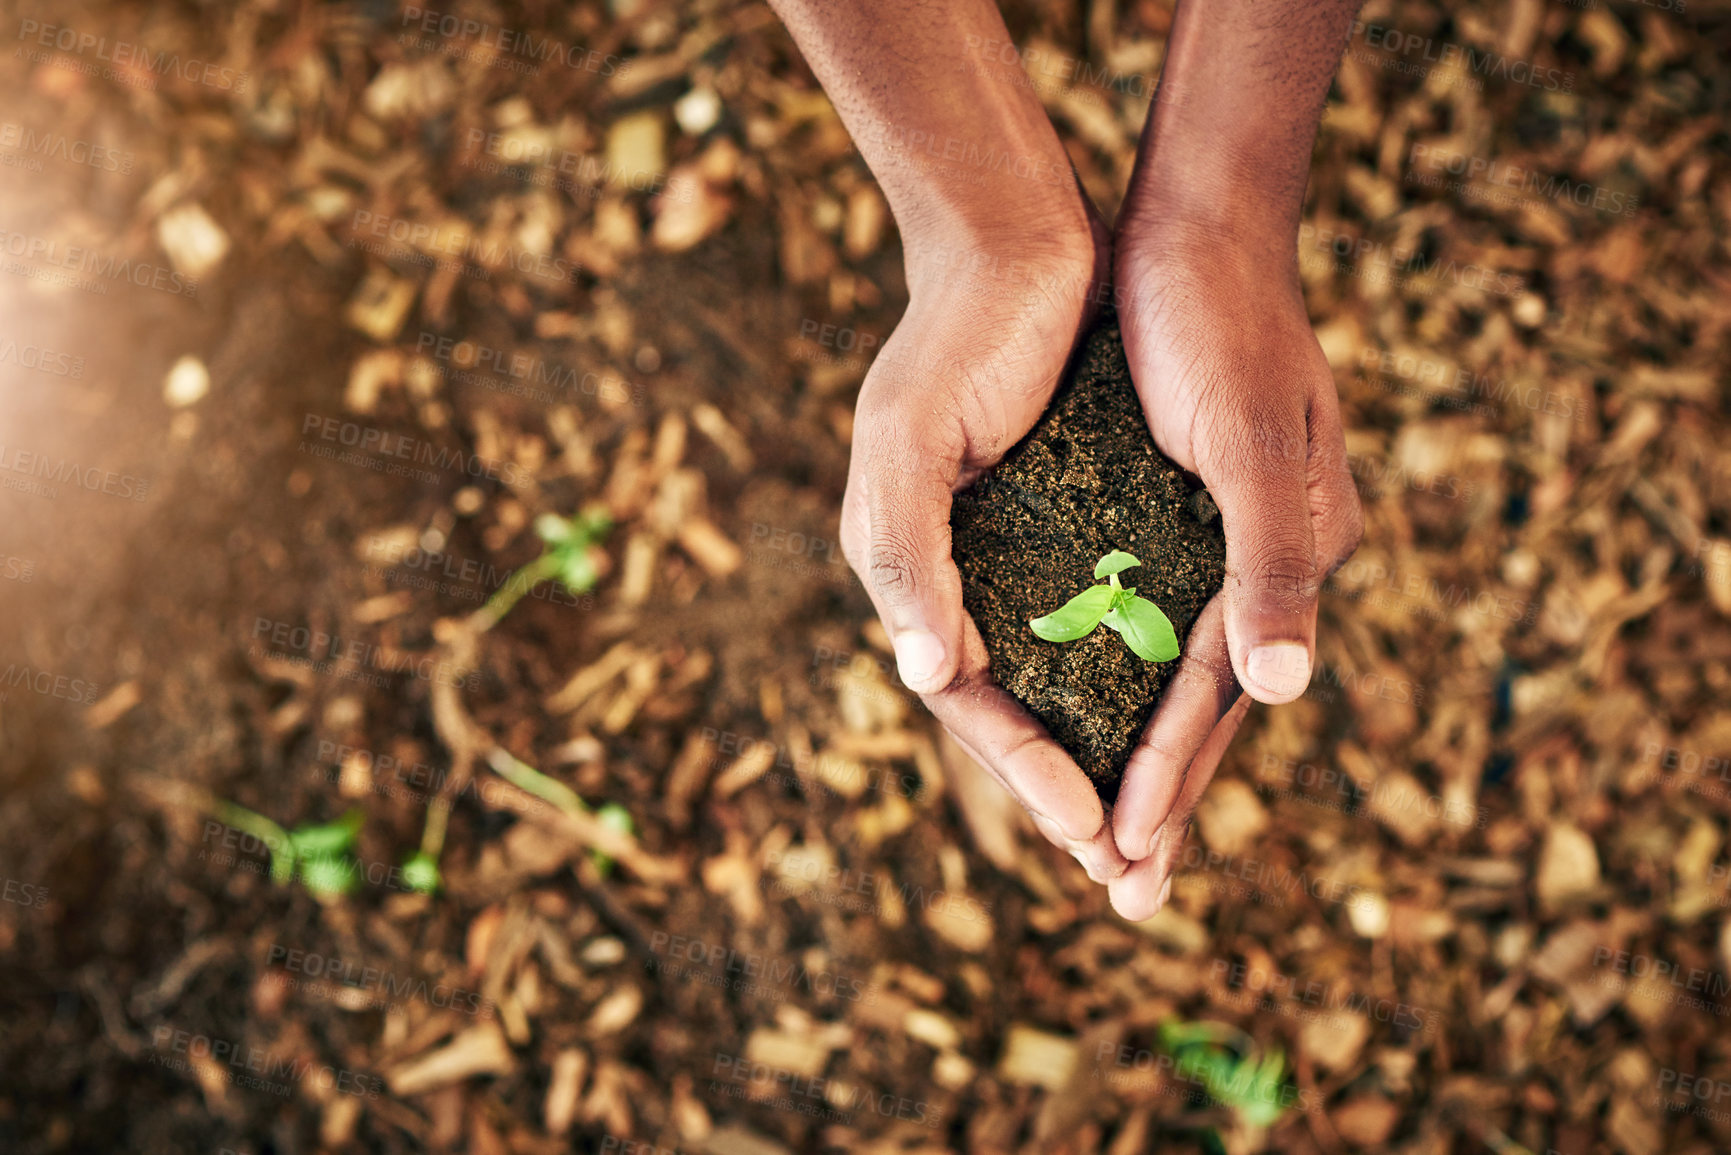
(486, 746), (634, 876)
(471, 505), (612, 632)
(591, 802), (635, 879)
(1028, 550), (1179, 662)
(1158, 1019), (1293, 1134)
(399, 850), (440, 894)
(213, 802), (364, 899)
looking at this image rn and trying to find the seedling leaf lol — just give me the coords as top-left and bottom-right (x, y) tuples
(534, 513), (573, 545)
(1102, 596), (1180, 662)
(1094, 550), (1141, 579)
(401, 851), (440, 894)
(1030, 584), (1115, 642)
(289, 810), (363, 858)
(299, 853), (357, 898)
(589, 802), (635, 877)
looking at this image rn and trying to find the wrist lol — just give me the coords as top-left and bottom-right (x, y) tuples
(899, 188), (1098, 301)
(1117, 163), (1303, 283)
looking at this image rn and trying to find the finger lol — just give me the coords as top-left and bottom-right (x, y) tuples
(926, 618), (1127, 882)
(1110, 596), (1239, 858)
(1201, 392), (1320, 705)
(840, 387), (968, 697)
(1303, 385), (1365, 574)
(1107, 693), (1252, 920)
(1137, 693), (1252, 881)
(1106, 853), (1171, 922)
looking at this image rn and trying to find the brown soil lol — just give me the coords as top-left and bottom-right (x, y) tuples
(950, 311), (1226, 800)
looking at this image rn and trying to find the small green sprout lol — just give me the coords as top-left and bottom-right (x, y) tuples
(213, 802), (365, 898)
(1158, 1020), (1293, 1133)
(1028, 550), (1179, 662)
(591, 802), (635, 878)
(471, 505), (611, 632)
(400, 850), (440, 894)
(485, 746), (635, 877)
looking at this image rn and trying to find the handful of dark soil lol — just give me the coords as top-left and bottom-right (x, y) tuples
(949, 310), (1227, 802)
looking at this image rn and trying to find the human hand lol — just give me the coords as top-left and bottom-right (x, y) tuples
(838, 203), (1142, 885)
(1102, 232), (1363, 919)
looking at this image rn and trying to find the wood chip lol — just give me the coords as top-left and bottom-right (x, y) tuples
(677, 517), (742, 578)
(545, 642), (641, 715)
(712, 742), (777, 798)
(996, 1025), (1077, 1091)
(387, 1023), (514, 1097)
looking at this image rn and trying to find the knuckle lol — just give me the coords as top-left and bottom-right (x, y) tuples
(866, 537), (921, 602)
(1317, 473), (1365, 572)
(1237, 537), (1320, 611)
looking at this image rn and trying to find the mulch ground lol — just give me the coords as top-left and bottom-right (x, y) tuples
(0, 0), (1728, 1153)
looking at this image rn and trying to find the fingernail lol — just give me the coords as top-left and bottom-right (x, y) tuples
(1070, 848), (1100, 883)
(1157, 876), (1173, 909)
(1245, 642), (1311, 701)
(893, 629), (947, 693)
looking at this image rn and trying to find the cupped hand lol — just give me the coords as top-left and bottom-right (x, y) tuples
(837, 203), (1138, 884)
(1102, 232), (1363, 919)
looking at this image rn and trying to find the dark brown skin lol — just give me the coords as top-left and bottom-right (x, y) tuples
(767, 0), (1366, 919)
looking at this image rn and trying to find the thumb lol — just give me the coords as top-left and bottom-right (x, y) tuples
(1204, 409), (1320, 705)
(841, 402), (966, 696)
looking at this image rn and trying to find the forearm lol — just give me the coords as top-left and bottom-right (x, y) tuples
(766, 0), (1091, 263)
(1125, 0), (1362, 261)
